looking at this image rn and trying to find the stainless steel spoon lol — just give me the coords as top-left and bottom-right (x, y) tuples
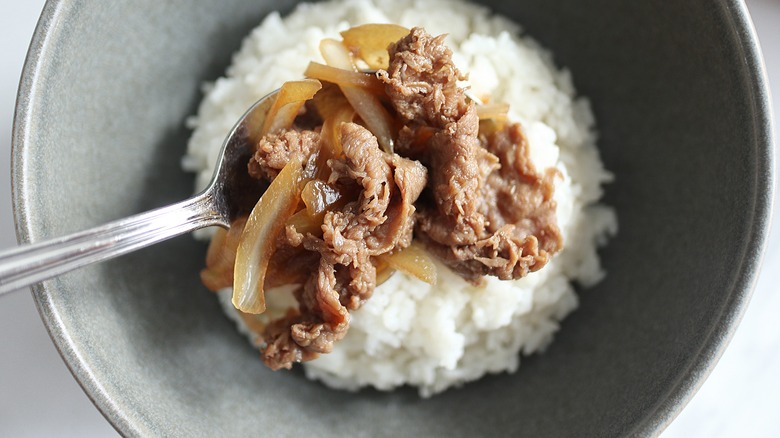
(0, 90), (279, 295)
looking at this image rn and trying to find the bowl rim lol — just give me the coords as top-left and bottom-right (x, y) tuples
(635, 0), (775, 433)
(10, 0), (775, 436)
(11, 1), (153, 435)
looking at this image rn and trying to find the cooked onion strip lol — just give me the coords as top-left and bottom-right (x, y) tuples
(286, 208), (324, 237)
(304, 62), (385, 95)
(200, 217), (247, 291)
(302, 180), (342, 215)
(201, 229), (230, 291)
(317, 39), (395, 153)
(320, 38), (358, 71)
(239, 312), (267, 334)
(286, 182), (350, 237)
(233, 157), (304, 313)
(340, 24), (410, 70)
(378, 243), (437, 285)
(374, 256), (396, 286)
(261, 79), (322, 136)
(315, 104), (354, 181)
(311, 84), (351, 119)
(476, 103), (510, 121)
(205, 228), (228, 271)
(341, 85), (395, 154)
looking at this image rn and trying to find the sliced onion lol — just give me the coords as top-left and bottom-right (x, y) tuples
(301, 180), (342, 215)
(341, 85), (395, 153)
(286, 182), (351, 237)
(478, 118), (506, 137)
(378, 243), (437, 285)
(317, 39), (395, 153)
(200, 217), (247, 291)
(204, 228), (228, 270)
(315, 104), (354, 182)
(286, 208), (323, 237)
(373, 256), (396, 286)
(476, 103), (510, 121)
(239, 312), (267, 334)
(233, 157), (304, 313)
(340, 24), (410, 70)
(261, 79), (322, 136)
(320, 38), (358, 71)
(309, 86), (355, 180)
(311, 83), (350, 119)
(304, 62), (385, 95)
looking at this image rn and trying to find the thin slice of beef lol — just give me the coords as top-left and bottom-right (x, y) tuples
(382, 27), (563, 283)
(248, 129), (321, 181)
(238, 26), (561, 371)
(379, 27), (468, 128)
(259, 123), (427, 369)
(418, 122), (562, 282)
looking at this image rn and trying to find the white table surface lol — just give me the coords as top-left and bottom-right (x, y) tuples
(0, 1), (778, 436)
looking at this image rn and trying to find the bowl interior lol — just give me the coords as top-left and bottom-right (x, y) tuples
(13, 0), (772, 436)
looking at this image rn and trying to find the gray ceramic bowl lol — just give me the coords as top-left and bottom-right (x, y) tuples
(11, 0), (773, 436)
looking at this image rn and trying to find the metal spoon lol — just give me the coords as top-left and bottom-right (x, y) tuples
(0, 90), (279, 295)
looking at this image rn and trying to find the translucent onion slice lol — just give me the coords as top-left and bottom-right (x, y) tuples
(374, 256), (396, 286)
(309, 87), (355, 180)
(286, 182), (351, 237)
(315, 104), (355, 182)
(311, 83), (351, 119)
(239, 312), (267, 334)
(304, 62), (385, 95)
(317, 39), (395, 153)
(340, 24), (410, 70)
(201, 233), (231, 291)
(301, 180), (342, 215)
(320, 38), (359, 71)
(378, 243), (437, 285)
(478, 118), (506, 137)
(204, 228), (228, 270)
(200, 217), (248, 291)
(476, 103), (510, 121)
(340, 85), (395, 153)
(323, 105), (354, 156)
(286, 208), (323, 237)
(233, 157), (304, 313)
(261, 79), (322, 136)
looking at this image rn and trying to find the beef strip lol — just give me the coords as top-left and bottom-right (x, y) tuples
(233, 26), (561, 370)
(248, 129), (321, 181)
(418, 122), (563, 281)
(381, 27), (563, 282)
(258, 123), (427, 369)
(379, 27), (468, 128)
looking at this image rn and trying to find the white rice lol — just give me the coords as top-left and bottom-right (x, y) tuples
(182, 0), (617, 397)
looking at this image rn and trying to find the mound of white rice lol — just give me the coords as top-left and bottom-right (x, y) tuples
(182, 0), (617, 397)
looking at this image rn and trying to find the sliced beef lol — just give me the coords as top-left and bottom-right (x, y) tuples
(248, 129), (321, 181)
(417, 122), (562, 281)
(379, 27), (468, 128)
(415, 106), (497, 247)
(381, 27), (562, 283)
(234, 26), (562, 371)
(259, 123), (427, 369)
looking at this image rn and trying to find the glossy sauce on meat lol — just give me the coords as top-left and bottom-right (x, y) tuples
(381, 27), (562, 283)
(215, 27), (562, 370)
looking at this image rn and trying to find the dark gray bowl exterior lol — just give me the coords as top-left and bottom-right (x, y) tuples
(12, 0), (773, 436)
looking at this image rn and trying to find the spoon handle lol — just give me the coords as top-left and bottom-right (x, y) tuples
(0, 193), (223, 295)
